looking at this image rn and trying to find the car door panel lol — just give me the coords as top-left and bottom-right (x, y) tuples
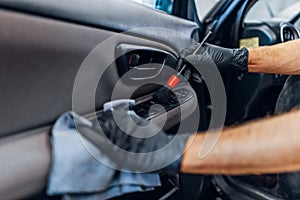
(0, 9), (196, 136)
(0, 1), (200, 198)
(0, 129), (51, 200)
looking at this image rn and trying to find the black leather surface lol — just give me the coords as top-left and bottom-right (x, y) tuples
(0, 0), (199, 41)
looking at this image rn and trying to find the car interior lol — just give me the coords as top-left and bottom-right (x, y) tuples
(0, 0), (299, 199)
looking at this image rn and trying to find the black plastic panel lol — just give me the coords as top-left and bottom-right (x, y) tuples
(116, 44), (177, 77)
(134, 88), (193, 120)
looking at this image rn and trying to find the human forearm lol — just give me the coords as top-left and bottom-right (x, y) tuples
(181, 109), (300, 175)
(248, 39), (300, 75)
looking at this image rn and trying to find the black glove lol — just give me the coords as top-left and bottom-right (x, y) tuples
(180, 43), (249, 72)
(73, 106), (190, 174)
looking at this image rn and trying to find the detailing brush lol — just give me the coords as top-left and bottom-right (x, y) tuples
(153, 31), (213, 105)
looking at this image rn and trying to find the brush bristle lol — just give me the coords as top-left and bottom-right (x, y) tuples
(153, 86), (173, 105)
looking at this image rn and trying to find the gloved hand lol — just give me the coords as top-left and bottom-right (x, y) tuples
(180, 43), (249, 72)
(74, 104), (190, 174)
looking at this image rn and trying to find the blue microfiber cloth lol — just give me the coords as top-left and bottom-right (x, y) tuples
(47, 112), (161, 199)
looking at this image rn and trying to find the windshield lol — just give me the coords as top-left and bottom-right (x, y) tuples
(195, 0), (220, 20)
(131, 0), (174, 14)
(195, 0), (300, 22)
(246, 0), (300, 21)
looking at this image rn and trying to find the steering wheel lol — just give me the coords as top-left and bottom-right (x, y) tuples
(280, 22), (300, 42)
